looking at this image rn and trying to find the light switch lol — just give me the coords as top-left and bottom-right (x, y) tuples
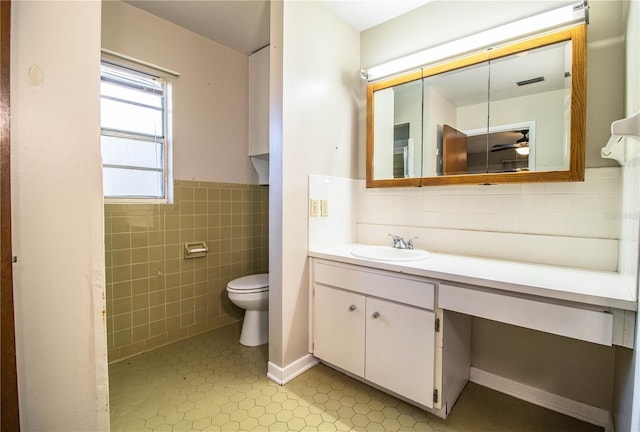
(310, 199), (319, 217)
(320, 200), (328, 217)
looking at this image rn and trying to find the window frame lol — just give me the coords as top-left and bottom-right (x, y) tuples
(100, 59), (173, 204)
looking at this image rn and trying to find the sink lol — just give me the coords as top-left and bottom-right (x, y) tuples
(351, 245), (430, 262)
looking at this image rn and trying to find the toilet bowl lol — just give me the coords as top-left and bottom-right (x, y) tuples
(226, 273), (269, 346)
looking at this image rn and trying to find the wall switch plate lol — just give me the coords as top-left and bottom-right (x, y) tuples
(320, 199), (328, 217)
(310, 199), (319, 217)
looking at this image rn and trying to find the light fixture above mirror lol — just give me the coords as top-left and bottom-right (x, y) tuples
(362, 1), (588, 83)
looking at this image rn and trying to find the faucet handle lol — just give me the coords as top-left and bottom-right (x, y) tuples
(406, 236), (419, 249)
(387, 233), (402, 248)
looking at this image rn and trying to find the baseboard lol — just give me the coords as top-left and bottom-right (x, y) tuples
(267, 354), (319, 385)
(108, 320), (242, 365)
(470, 367), (613, 431)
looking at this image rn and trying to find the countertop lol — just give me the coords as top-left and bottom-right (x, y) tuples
(308, 244), (638, 311)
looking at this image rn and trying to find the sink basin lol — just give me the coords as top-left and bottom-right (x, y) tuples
(351, 245), (430, 262)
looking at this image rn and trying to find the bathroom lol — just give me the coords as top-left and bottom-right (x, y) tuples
(7, 0), (640, 431)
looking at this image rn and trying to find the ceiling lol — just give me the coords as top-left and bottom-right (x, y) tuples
(123, 0), (433, 55)
(321, 0), (434, 32)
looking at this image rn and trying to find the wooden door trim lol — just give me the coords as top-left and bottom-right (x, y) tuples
(1, 0), (20, 429)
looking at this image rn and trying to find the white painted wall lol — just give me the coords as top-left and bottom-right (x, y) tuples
(613, 1), (640, 430)
(628, 3), (640, 428)
(102, 1), (255, 185)
(269, 0), (360, 370)
(11, 1), (109, 430)
(268, 0), (285, 375)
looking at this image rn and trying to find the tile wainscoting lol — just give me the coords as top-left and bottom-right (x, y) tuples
(104, 180), (269, 362)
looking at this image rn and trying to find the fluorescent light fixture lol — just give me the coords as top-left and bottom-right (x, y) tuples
(364, 1), (588, 82)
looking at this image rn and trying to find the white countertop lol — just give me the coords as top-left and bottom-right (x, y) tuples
(308, 244), (638, 311)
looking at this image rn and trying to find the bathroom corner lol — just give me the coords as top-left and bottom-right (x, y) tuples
(104, 180), (268, 362)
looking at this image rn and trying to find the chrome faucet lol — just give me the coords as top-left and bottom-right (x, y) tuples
(388, 234), (418, 250)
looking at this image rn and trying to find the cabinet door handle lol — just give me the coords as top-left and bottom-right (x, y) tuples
(348, 305), (357, 312)
(372, 311), (380, 319)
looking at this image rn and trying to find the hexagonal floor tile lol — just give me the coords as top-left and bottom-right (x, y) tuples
(109, 323), (604, 432)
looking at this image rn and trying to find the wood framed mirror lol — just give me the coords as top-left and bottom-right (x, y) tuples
(366, 24), (586, 187)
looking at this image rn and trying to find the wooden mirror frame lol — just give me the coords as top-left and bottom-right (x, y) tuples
(366, 24), (586, 188)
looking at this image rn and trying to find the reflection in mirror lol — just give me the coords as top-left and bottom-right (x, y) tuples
(373, 78), (423, 180)
(433, 40), (569, 176)
(487, 40), (571, 173)
(366, 25), (586, 187)
(461, 123), (536, 173)
(422, 61), (490, 177)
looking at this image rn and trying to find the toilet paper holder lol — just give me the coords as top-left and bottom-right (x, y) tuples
(184, 241), (208, 259)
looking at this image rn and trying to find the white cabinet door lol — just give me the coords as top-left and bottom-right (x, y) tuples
(313, 285), (366, 377)
(249, 45), (269, 156)
(365, 297), (435, 408)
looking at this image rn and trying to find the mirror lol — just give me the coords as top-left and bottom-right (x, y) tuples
(366, 25), (586, 187)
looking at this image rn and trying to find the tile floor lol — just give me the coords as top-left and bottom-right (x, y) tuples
(109, 323), (603, 432)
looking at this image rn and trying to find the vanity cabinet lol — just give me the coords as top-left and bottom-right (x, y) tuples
(313, 284), (365, 377)
(309, 246), (636, 426)
(365, 296), (435, 407)
(310, 259), (470, 414)
(314, 284), (435, 407)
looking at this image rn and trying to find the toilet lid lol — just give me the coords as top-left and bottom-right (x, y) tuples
(227, 274), (269, 292)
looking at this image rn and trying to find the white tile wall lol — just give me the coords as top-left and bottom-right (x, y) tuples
(357, 168), (622, 240)
(309, 168), (624, 271)
(308, 175), (358, 250)
(619, 157), (640, 294)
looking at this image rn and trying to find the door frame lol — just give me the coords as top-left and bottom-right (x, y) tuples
(1, 0), (21, 429)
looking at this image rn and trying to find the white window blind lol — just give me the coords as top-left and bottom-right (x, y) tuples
(100, 61), (169, 200)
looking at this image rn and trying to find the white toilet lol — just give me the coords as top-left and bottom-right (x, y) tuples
(226, 273), (269, 346)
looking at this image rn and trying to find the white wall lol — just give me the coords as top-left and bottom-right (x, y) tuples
(268, 0), (285, 375)
(358, 166), (621, 243)
(11, 1), (109, 430)
(269, 0), (360, 371)
(613, 1), (640, 430)
(585, 1), (627, 168)
(102, 1), (255, 185)
(629, 3), (640, 428)
(308, 175), (358, 250)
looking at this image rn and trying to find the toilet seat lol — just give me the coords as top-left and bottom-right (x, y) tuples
(227, 273), (269, 294)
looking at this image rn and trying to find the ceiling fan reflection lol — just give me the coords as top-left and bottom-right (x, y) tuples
(490, 130), (529, 155)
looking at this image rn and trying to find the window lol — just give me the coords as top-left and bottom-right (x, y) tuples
(100, 61), (171, 201)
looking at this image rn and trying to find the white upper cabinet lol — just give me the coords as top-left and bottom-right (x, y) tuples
(249, 45), (270, 156)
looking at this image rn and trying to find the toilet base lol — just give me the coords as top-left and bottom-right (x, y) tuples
(239, 309), (269, 346)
